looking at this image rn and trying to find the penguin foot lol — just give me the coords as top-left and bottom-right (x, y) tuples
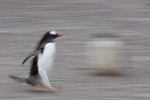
(30, 87), (57, 91)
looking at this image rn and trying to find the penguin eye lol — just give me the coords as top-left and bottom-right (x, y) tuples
(49, 31), (56, 35)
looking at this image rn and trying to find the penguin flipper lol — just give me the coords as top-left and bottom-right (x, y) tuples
(21, 50), (41, 66)
(9, 75), (27, 83)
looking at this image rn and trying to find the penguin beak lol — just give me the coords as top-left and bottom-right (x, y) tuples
(56, 34), (62, 37)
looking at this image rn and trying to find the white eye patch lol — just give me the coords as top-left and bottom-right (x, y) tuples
(49, 31), (57, 35)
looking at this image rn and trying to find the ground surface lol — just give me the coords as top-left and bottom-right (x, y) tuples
(0, 0), (150, 100)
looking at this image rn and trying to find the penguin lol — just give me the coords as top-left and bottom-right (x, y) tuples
(9, 31), (62, 91)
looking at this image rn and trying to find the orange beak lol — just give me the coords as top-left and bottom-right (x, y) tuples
(56, 34), (62, 37)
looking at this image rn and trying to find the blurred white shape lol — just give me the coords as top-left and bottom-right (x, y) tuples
(87, 33), (124, 75)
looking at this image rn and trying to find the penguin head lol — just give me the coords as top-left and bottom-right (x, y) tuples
(48, 31), (62, 38)
(37, 31), (62, 48)
(41, 31), (62, 42)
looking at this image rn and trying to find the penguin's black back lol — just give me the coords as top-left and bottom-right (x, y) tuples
(30, 56), (38, 76)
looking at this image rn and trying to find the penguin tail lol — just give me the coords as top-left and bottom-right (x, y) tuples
(9, 75), (28, 83)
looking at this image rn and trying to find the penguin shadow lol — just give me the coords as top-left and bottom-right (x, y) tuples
(27, 89), (56, 94)
(21, 86), (62, 94)
(8, 84), (62, 94)
(8, 75), (62, 93)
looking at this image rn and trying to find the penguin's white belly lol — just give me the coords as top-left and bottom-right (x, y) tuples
(38, 43), (55, 73)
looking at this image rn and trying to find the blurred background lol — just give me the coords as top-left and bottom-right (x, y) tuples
(0, 0), (150, 100)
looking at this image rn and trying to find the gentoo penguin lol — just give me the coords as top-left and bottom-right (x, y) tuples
(9, 31), (62, 91)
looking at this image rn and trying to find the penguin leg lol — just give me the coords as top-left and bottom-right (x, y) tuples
(38, 68), (52, 88)
(33, 69), (58, 91)
(27, 75), (41, 86)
